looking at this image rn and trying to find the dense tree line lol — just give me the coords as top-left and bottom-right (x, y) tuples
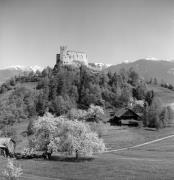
(35, 65), (146, 116)
(0, 87), (37, 127)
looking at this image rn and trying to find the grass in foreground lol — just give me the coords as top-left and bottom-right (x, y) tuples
(1, 149), (174, 180)
(0, 126), (174, 180)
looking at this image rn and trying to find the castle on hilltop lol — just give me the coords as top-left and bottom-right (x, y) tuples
(56, 46), (88, 66)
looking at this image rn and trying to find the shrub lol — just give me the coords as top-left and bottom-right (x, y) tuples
(1, 158), (23, 180)
(27, 119), (34, 136)
(160, 107), (168, 128)
(67, 108), (88, 121)
(144, 96), (162, 129)
(87, 104), (105, 122)
(167, 106), (174, 124)
(22, 147), (35, 156)
(67, 105), (105, 123)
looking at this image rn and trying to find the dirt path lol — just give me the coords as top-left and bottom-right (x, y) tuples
(104, 134), (174, 153)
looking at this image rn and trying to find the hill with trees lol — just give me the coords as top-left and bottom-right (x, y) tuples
(0, 63), (146, 139)
(106, 59), (174, 85)
(0, 61), (173, 155)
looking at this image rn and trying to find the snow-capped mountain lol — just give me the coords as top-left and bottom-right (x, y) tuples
(0, 65), (43, 72)
(0, 65), (44, 84)
(88, 62), (112, 70)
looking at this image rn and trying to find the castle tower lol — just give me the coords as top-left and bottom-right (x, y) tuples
(60, 46), (68, 63)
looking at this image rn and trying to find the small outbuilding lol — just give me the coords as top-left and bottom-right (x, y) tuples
(109, 108), (142, 126)
(0, 138), (16, 157)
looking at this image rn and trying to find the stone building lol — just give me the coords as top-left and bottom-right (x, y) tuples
(56, 46), (88, 66)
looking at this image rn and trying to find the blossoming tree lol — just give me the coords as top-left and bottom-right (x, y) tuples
(32, 113), (105, 159)
(87, 104), (105, 122)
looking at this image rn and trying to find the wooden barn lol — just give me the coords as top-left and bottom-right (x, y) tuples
(0, 138), (16, 157)
(109, 108), (142, 126)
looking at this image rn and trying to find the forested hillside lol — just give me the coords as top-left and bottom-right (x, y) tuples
(1, 61), (173, 134)
(0, 64), (146, 126)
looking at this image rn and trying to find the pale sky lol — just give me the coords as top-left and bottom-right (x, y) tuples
(1, 0), (174, 68)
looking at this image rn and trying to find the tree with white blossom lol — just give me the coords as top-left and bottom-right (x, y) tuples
(87, 104), (105, 122)
(67, 108), (88, 121)
(32, 112), (105, 159)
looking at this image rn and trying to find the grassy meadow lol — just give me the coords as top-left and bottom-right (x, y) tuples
(1, 126), (174, 180)
(148, 84), (174, 105)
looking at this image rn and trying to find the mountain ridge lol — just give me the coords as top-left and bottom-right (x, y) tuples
(0, 65), (43, 84)
(106, 59), (174, 85)
(0, 65), (43, 72)
(1, 59), (174, 84)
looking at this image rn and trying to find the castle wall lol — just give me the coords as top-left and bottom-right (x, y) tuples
(59, 46), (88, 66)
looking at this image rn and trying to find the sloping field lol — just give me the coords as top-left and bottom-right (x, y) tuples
(102, 126), (145, 150)
(0, 126), (174, 180)
(103, 126), (174, 150)
(134, 136), (174, 153)
(148, 84), (174, 105)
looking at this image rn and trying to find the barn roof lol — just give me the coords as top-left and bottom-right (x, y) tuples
(114, 108), (141, 118)
(0, 138), (15, 147)
(0, 144), (6, 148)
(114, 108), (129, 118)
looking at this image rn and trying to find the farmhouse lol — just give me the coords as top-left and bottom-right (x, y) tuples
(109, 108), (142, 126)
(0, 138), (16, 157)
